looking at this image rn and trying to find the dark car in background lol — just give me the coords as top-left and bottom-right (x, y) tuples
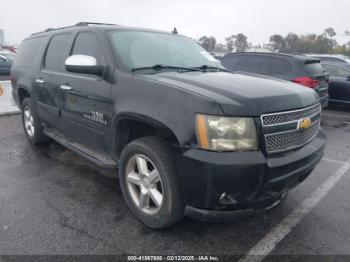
(322, 62), (350, 109)
(306, 54), (350, 68)
(0, 51), (15, 75)
(220, 52), (329, 107)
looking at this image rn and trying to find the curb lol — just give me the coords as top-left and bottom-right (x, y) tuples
(0, 110), (20, 117)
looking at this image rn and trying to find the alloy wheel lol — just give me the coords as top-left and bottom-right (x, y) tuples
(23, 106), (35, 138)
(126, 154), (164, 214)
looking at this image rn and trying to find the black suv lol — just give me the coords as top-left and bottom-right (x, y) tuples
(220, 52), (329, 107)
(11, 23), (326, 228)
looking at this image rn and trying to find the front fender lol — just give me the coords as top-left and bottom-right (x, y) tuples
(111, 71), (224, 148)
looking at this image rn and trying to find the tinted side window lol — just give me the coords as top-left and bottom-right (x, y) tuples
(270, 57), (291, 74)
(71, 32), (103, 64)
(323, 63), (350, 78)
(240, 56), (269, 74)
(44, 34), (71, 71)
(13, 37), (45, 68)
(319, 57), (345, 63)
(220, 55), (243, 71)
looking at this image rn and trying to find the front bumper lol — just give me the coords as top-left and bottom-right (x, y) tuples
(176, 129), (326, 222)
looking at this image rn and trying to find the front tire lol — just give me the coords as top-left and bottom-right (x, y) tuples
(21, 98), (49, 144)
(119, 137), (184, 229)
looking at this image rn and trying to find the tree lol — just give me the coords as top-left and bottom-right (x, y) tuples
(214, 43), (226, 52)
(234, 33), (249, 52)
(198, 36), (216, 52)
(324, 27), (336, 39)
(225, 35), (235, 52)
(284, 33), (299, 53)
(225, 33), (249, 52)
(269, 34), (285, 52)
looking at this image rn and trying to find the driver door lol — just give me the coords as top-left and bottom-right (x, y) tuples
(58, 31), (113, 153)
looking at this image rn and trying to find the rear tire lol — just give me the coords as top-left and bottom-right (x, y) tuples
(21, 98), (49, 144)
(119, 136), (184, 229)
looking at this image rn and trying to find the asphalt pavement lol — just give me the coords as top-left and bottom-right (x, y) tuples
(0, 113), (349, 261)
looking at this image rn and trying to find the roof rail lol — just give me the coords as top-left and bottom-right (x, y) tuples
(31, 22), (118, 35)
(75, 22), (118, 26)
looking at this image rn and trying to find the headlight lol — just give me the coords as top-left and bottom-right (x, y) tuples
(195, 114), (258, 151)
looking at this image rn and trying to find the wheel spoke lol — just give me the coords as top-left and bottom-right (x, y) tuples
(24, 110), (30, 118)
(139, 190), (150, 209)
(136, 156), (148, 174)
(127, 171), (142, 185)
(147, 169), (160, 183)
(148, 188), (163, 207)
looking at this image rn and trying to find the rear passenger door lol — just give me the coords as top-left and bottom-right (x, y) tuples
(58, 31), (113, 153)
(35, 33), (71, 127)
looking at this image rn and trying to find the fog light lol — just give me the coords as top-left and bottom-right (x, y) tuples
(219, 192), (237, 205)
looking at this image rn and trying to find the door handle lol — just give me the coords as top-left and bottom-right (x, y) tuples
(35, 78), (45, 84)
(60, 85), (72, 91)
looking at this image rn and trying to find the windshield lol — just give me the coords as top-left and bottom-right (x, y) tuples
(109, 30), (223, 71)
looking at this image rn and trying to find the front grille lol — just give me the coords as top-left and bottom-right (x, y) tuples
(261, 104), (321, 126)
(261, 104), (321, 153)
(265, 120), (320, 153)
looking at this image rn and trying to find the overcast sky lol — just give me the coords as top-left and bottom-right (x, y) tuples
(2, 0), (350, 46)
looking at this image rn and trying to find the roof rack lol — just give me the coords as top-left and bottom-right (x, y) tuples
(31, 22), (118, 35)
(75, 22), (118, 26)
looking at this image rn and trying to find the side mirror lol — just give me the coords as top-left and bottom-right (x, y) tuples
(65, 55), (104, 76)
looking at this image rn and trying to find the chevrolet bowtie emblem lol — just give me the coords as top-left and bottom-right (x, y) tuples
(298, 117), (312, 130)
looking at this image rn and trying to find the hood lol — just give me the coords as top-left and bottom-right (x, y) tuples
(139, 71), (319, 116)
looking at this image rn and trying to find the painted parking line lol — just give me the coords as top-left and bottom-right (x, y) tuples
(322, 157), (347, 165)
(239, 158), (350, 262)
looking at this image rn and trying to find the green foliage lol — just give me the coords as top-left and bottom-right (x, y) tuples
(198, 27), (350, 56)
(268, 28), (338, 54)
(198, 36), (216, 52)
(225, 33), (249, 52)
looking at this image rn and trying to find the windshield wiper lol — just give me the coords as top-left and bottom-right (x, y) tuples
(191, 65), (231, 72)
(132, 64), (201, 72)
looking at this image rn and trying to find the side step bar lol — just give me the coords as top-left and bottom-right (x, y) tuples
(44, 129), (118, 169)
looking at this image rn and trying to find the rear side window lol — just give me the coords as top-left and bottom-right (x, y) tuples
(304, 62), (325, 76)
(44, 33), (71, 71)
(220, 55), (243, 71)
(319, 57), (345, 63)
(323, 63), (350, 78)
(240, 56), (269, 75)
(71, 32), (103, 64)
(13, 37), (45, 68)
(270, 57), (292, 74)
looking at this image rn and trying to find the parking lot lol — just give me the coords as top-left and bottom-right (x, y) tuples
(0, 107), (349, 260)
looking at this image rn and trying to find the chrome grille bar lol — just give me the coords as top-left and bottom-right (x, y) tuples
(261, 104), (321, 153)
